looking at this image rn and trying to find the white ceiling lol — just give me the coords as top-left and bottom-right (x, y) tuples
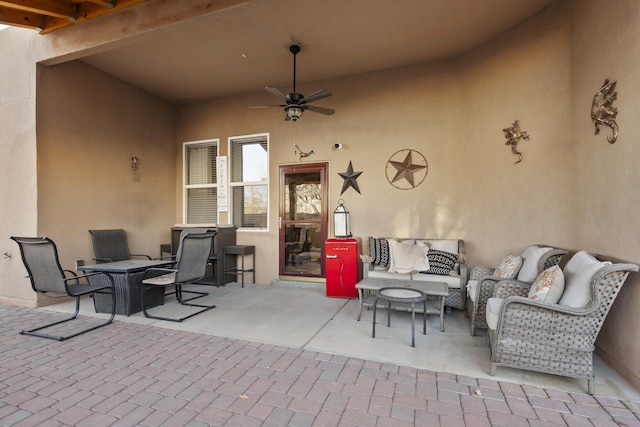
(80, 0), (557, 106)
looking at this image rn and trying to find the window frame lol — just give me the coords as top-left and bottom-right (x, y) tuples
(228, 133), (269, 232)
(182, 138), (220, 225)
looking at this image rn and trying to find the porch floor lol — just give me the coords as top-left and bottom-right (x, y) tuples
(1, 281), (638, 425)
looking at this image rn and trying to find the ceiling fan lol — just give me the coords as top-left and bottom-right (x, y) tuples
(251, 44), (335, 121)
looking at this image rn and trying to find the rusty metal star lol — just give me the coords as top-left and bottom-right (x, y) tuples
(388, 151), (427, 187)
(338, 161), (363, 195)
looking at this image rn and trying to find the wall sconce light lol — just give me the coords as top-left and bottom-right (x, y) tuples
(131, 156), (140, 182)
(333, 199), (352, 238)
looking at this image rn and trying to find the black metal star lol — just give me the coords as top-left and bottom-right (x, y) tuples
(338, 161), (363, 195)
(388, 151), (427, 188)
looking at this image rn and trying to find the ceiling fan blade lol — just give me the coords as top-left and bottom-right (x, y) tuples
(301, 88), (332, 104)
(253, 46), (335, 121)
(250, 104), (286, 109)
(306, 105), (335, 115)
(264, 87), (289, 101)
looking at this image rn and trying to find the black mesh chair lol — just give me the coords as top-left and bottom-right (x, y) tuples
(141, 231), (218, 322)
(11, 236), (116, 341)
(89, 229), (152, 263)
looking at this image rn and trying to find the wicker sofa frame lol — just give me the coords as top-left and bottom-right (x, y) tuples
(487, 255), (638, 395)
(362, 238), (467, 310)
(468, 246), (567, 336)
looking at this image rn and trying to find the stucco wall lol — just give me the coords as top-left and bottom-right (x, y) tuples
(569, 0), (640, 389)
(0, 28), (38, 307)
(458, 2), (574, 264)
(36, 61), (177, 273)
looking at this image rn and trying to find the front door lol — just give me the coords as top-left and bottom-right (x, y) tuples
(279, 163), (328, 277)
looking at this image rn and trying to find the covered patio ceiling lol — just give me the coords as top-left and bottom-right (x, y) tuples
(3, 0), (558, 105)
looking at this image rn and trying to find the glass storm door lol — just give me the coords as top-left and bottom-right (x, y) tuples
(279, 163), (328, 277)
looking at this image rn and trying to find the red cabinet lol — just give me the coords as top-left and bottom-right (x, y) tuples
(325, 238), (362, 298)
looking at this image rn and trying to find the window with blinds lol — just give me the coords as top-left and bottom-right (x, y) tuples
(183, 139), (218, 224)
(229, 133), (269, 230)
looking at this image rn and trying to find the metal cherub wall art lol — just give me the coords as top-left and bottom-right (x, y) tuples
(590, 79), (618, 144)
(502, 120), (530, 164)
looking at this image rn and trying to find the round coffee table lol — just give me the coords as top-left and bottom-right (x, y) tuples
(372, 287), (427, 347)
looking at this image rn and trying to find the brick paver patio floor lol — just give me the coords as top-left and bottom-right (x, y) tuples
(1, 305), (639, 426)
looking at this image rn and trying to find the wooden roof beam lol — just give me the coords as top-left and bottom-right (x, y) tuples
(81, 0), (117, 8)
(0, 0), (78, 21)
(0, 6), (43, 30)
(1, 0), (142, 33)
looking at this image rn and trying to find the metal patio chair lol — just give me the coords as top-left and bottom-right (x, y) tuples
(11, 236), (116, 341)
(158, 228), (210, 300)
(140, 230), (218, 322)
(89, 229), (152, 263)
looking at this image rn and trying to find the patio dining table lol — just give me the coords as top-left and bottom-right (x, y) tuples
(79, 259), (173, 316)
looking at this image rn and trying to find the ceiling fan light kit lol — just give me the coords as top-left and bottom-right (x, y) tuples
(251, 44), (335, 121)
(286, 106), (303, 121)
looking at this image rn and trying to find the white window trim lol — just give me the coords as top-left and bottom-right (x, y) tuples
(228, 133), (269, 232)
(183, 138), (219, 225)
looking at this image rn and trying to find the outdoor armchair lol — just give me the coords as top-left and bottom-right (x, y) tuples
(485, 251), (638, 394)
(140, 230), (218, 322)
(89, 229), (152, 263)
(467, 245), (567, 335)
(11, 236), (116, 341)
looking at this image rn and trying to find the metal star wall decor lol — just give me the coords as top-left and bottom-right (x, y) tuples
(338, 161), (363, 195)
(385, 149), (428, 190)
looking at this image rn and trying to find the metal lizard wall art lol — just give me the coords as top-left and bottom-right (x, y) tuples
(590, 79), (618, 144)
(502, 120), (530, 164)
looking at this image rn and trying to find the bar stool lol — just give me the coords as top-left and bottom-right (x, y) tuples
(223, 245), (255, 287)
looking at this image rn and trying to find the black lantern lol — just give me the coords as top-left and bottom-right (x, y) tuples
(333, 199), (351, 238)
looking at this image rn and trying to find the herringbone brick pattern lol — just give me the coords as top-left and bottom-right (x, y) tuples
(0, 305), (639, 426)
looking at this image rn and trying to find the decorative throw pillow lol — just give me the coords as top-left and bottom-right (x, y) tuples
(428, 240), (459, 254)
(559, 251), (610, 308)
(388, 239), (429, 274)
(422, 249), (457, 276)
(369, 237), (390, 267)
(517, 246), (553, 282)
(528, 265), (565, 303)
(494, 254), (523, 279)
